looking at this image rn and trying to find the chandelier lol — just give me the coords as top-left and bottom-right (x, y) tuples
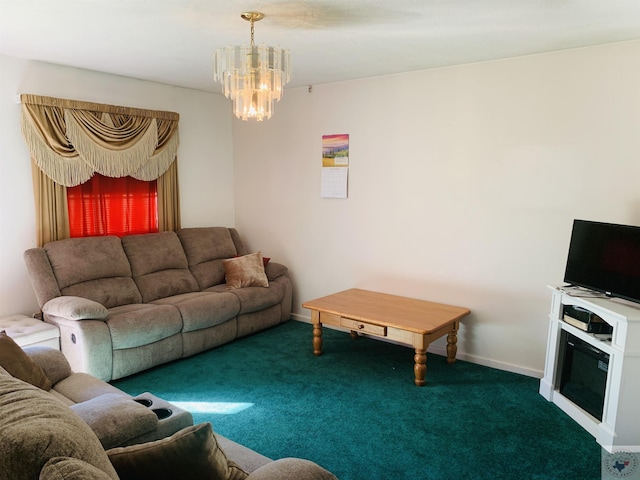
(213, 12), (291, 121)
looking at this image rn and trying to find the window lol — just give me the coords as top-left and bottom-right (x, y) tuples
(67, 173), (158, 237)
(21, 94), (180, 246)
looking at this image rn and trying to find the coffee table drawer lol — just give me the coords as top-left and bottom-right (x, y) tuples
(340, 317), (387, 336)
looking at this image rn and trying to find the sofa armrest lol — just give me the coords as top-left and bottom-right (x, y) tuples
(70, 393), (158, 449)
(43, 316), (114, 382)
(246, 458), (338, 480)
(265, 262), (288, 281)
(54, 372), (130, 403)
(23, 346), (72, 385)
(43, 296), (108, 321)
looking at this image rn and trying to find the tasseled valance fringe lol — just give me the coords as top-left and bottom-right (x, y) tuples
(132, 129), (180, 181)
(65, 112), (158, 178)
(20, 94), (179, 187)
(21, 111), (94, 187)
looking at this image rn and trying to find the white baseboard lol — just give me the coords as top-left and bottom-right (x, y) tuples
(290, 314), (542, 379)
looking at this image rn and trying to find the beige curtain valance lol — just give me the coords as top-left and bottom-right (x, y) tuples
(20, 94), (180, 187)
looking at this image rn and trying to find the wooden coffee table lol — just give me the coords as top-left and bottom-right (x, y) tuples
(302, 288), (470, 386)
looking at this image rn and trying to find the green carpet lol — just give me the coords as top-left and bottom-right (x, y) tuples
(113, 321), (601, 479)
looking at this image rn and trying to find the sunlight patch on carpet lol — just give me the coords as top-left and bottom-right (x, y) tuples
(170, 401), (253, 414)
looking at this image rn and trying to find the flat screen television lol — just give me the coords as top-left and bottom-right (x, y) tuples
(564, 219), (640, 304)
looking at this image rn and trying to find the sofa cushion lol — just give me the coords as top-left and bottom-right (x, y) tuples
(228, 283), (284, 315)
(152, 291), (240, 333)
(215, 435), (272, 473)
(0, 373), (119, 480)
(246, 458), (338, 480)
(23, 346), (72, 386)
(178, 227), (239, 289)
(70, 393), (158, 449)
(107, 422), (248, 480)
(0, 331), (52, 390)
(61, 277), (143, 309)
(40, 457), (116, 480)
(189, 258), (227, 289)
(178, 227), (238, 265)
(53, 371), (130, 403)
(223, 253), (269, 289)
(106, 303), (183, 350)
(122, 231), (199, 302)
(129, 269), (199, 304)
(44, 236), (142, 308)
(228, 228), (249, 256)
(111, 335), (183, 380)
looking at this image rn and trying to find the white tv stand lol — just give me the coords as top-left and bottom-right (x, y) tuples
(539, 286), (640, 452)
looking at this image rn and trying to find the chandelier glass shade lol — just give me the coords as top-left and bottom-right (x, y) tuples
(213, 12), (291, 121)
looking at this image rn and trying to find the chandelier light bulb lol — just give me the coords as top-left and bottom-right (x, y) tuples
(213, 12), (291, 121)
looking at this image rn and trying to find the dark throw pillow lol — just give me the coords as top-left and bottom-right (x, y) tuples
(107, 422), (248, 480)
(0, 330), (52, 390)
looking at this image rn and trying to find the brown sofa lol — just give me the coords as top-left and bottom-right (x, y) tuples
(0, 337), (338, 480)
(24, 227), (293, 381)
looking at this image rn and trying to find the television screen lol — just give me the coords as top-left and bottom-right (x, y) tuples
(564, 219), (640, 304)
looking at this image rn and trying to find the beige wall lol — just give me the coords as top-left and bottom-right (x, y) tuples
(232, 40), (640, 377)
(0, 55), (233, 317)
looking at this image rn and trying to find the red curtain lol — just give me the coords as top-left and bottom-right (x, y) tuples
(67, 173), (158, 238)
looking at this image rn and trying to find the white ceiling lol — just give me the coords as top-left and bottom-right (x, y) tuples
(1, 1), (639, 94)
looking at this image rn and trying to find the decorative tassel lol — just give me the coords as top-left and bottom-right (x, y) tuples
(20, 107), (94, 187)
(131, 128), (180, 181)
(20, 96), (180, 186)
(65, 112), (158, 177)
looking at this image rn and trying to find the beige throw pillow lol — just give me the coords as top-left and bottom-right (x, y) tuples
(223, 253), (269, 289)
(107, 422), (248, 480)
(0, 330), (52, 390)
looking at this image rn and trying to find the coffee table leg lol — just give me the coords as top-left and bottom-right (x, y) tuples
(414, 348), (427, 386)
(446, 321), (458, 365)
(313, 322), (323, 356)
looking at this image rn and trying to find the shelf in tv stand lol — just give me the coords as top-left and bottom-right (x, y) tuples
(540, 285), (640, 453)
(557, 320), (614, 355)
